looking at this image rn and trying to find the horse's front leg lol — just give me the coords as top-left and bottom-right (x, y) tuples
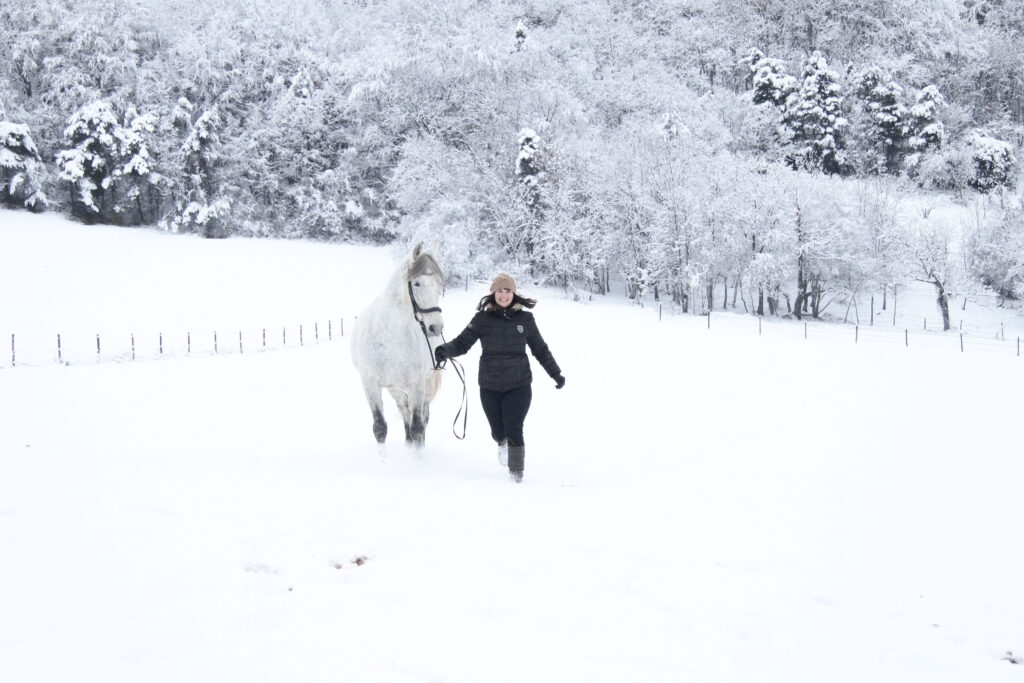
(403, 386), (428, 447)
(362, 380), (387, 444)
(387, 387), (419, 446)
(408, 403), (427, 446)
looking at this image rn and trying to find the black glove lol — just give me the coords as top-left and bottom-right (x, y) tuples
(554, 375), (565, 389)
(434, 345), (449, 362)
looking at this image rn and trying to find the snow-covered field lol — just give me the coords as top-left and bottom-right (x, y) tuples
(1, 210), (1022, 682)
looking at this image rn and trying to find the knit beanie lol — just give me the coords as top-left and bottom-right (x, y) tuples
(489, 273), (517, 293)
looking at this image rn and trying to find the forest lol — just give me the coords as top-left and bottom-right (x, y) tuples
(2, 0), (1023, 323)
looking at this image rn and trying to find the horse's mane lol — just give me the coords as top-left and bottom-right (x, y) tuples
(407, 250), (445, 283)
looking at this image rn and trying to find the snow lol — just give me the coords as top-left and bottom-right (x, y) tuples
(1, 210), (1023, 682)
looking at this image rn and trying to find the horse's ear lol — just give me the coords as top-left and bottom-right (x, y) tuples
(412, 242), (422, 260)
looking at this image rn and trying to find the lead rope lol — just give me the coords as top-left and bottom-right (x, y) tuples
(446, 355), (468, 440)
(416, 318), (469, 441)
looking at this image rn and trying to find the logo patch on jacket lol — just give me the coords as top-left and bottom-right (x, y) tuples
(517, 324), (524, 334)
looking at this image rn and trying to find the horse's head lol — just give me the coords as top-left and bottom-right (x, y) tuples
(407, 243), (445, 337)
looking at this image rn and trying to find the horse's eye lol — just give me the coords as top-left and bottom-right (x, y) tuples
(414, 281), (421, 287)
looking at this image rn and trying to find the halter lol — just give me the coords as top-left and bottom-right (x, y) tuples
(408, 280), (444, 368)
(408, 279), (468, 440)
(408, 280), (442, 317)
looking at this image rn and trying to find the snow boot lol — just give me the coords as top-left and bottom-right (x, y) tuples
(497, 439), (508, 467)
(508, 445), (525, 483)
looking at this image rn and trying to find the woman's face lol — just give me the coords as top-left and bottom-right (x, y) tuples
(495, 287), (514, 308)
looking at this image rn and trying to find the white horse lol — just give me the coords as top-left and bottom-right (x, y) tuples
(351, 243), (445, 446)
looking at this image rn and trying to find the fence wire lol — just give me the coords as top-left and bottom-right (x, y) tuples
(2, 318), (346, 369)
(657, 303), (1021, 358)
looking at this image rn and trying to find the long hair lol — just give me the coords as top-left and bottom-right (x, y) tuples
(477, 292), (537, 311)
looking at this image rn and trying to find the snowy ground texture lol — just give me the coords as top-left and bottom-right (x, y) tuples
(2, 210), (1023, 682)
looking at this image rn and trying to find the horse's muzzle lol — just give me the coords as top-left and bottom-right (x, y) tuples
(427, 322), (444, 337)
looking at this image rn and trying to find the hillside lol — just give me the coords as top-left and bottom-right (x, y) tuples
(1, 212), (1022, 682)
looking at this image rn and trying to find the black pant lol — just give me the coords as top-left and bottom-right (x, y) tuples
(479, 385), (532, 447)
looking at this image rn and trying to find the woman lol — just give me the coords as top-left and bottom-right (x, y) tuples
(434, 273), (564, 482)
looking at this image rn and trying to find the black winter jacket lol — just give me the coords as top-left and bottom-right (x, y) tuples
(438, 305), (561, 392)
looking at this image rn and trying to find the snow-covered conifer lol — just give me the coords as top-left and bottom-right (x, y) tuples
(514, 20), (527, 51)
(0, 118), (47, 211)
(855, 67), (908, 174)
(906, 85), (945, 169)
(112, 113), (160, 223)
(171, 97), (194, 134)
(516, 127), (544, 215)
(55, 101), (121, 220)
(163, 107), (226, 237)
(55, 101), (160, 224)
(785, 52), (848, 175)
(750, 55), (797, 109)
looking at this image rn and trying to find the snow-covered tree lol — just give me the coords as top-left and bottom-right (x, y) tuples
(685, 157), (753, 312)
(901, 215), (966, 331)
(163, 105), (228, 237)
(55, 101), (160, 224)
(748, 51), (797, 109)
(854, 67), (908, 174)
(514, 19), (527, 51)
(905, 85), (946, 171)
(784, 173), (846, 319)
(0, 117), (47, 211)
(853, 178), (910, 312)
(112, 111), (160, 224)
(739, 165), (792, 316)
(966, 204), (1024, 301)
(965, 132), (1016, 193)
(516, 128), (543, 207)
(785, 52), (848, 175)
(55, 101), (122, 221)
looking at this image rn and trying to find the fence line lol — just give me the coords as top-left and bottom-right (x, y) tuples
(662, 305), (1020, 358)
(2, 317), (346, 369)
